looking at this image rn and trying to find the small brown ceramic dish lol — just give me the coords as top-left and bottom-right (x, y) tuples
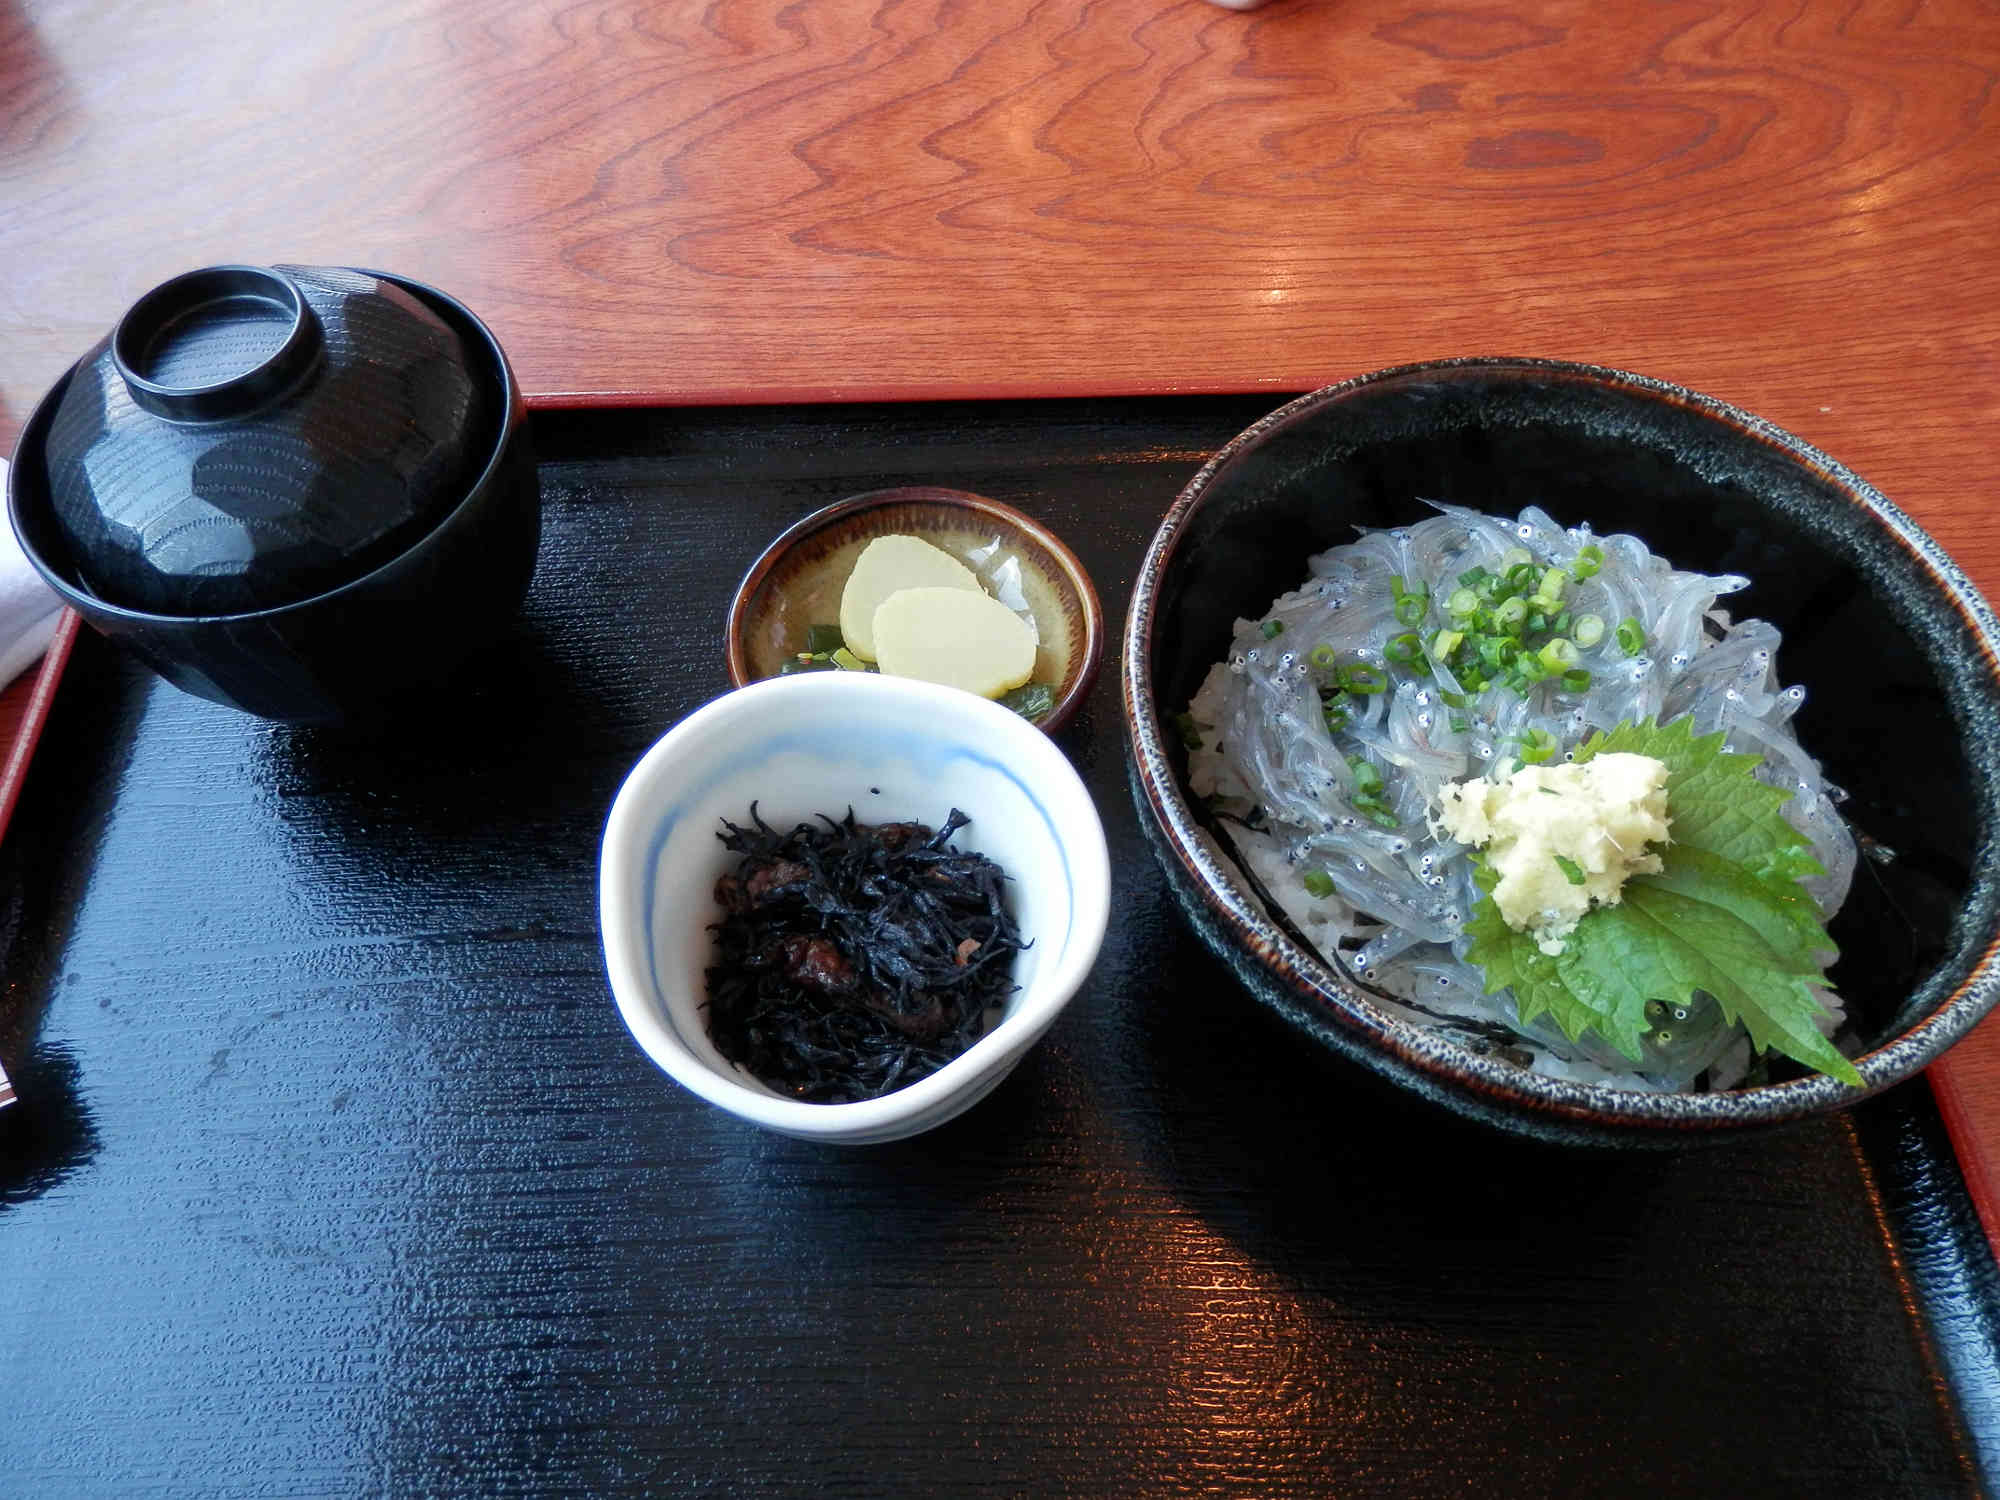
(727, 487), (1104, 735)
(1124, 357), (2000, 1149)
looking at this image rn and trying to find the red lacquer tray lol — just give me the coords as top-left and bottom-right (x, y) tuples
(0, 607), (78, 1108)
(0, 608), (79, 852)
(1929, 1034), (2000, 1262)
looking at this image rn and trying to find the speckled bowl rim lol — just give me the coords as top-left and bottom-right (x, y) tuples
(1124, 356), (2000, 1136)
(724, 486), (1105, 736)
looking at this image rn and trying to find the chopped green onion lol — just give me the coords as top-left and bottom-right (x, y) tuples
(1493, 597), (1529, 632)
(1172, 710), (1203, 750)
(1560, 668), (1593, 693)
(1431, 628), (1465, 660)
(1573, 613), (1606, 648)
(805, 623), (847, 655)
(1616, 617), (1646, 656)
(1261, 619), (1284, 640)
(1503, 562), (1539, 594)
(1458, 566), (1491, 589)
(1520, 728), (1558, 764)
(830, 646), (870, 672)
(1001, 681), (1057, 721)
(1533, 566), (1570, 607)
(1389, 576), (1429, 626)
(1309, 643), (1339, 670)
(1355, 802), (1401, 830)
(1573, 543), (1605, 580)
(1389, 576), (1431, 627)
(1552, 610), (1572, 637)
(1348, 757), (1384, 794)
(1338, 663), (1387, 695)
(1438, 688), (1468, 708)
(1302, 869), (1336, 899)
(1500, 546), (1533, 571)
(1449, 714), (1470, 733)
(1385, 632), (1423, 664)
(1553, 853), (1587, 886)
(1525, 610), (1548, 636)
(1538, 637), (1580, 672)
(1446, 587), (1480, 618)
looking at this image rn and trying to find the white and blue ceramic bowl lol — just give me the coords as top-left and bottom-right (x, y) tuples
(600, 672), (1111, 1144)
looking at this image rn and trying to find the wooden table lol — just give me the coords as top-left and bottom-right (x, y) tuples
(6, 0), (1997, 490)
(4, 3), (1999, 1493)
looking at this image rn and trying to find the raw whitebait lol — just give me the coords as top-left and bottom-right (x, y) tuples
(1185, 504), (1853, 1090)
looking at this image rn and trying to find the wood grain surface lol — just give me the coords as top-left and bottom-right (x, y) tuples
(5, 0), (2000, 1290)
(3, 0), (1997, 543)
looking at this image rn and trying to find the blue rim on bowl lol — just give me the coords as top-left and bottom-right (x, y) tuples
(601, 671), (1113, 1143)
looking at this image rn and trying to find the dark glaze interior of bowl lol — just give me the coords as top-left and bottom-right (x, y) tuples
(1138, 358), (2000, 1142)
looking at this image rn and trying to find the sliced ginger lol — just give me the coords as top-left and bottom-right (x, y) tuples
(872, 587), (1037, 699)
(839, 535), (983, 661)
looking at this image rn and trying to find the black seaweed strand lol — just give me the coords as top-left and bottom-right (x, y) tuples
(703, 806), (1027, 1103)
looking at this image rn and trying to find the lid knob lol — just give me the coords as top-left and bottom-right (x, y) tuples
(111, 265), (323, 423)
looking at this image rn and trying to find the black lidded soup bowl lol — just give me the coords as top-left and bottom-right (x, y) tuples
(1123, 357), (2000, 1148)
(7, 264), (539, 726)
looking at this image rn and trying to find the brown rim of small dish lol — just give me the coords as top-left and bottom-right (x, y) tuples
(725, 486), (1105, 736)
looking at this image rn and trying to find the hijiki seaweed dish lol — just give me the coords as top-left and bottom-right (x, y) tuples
(705, 806), (1027, 1102)
(1181, 502), (1861, 1093)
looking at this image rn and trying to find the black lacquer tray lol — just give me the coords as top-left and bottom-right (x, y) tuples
(0, 397), (1995, 1496)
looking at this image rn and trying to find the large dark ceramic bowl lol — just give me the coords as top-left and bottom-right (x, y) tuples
(8, 267), (539, 725)
(1124, 358), (2000, 1148)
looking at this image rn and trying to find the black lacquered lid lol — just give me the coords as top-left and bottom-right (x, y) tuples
(34, 264), (493, 616)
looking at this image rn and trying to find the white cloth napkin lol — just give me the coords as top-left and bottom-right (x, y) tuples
(0, 457), (63, 690)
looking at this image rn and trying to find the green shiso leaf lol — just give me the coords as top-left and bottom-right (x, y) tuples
(1460, 716), (1860, 1086)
